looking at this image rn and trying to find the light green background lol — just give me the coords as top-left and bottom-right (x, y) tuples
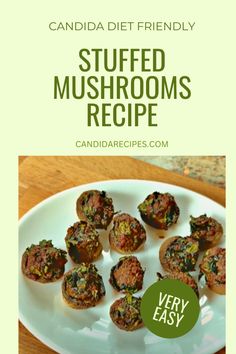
(1, 0), (235, 353)
(3, 0), (235, 155)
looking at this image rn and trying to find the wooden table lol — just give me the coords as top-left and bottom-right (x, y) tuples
(19, 156), (225, 354)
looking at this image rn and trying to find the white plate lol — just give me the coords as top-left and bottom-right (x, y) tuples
(19, 179), (225, 354)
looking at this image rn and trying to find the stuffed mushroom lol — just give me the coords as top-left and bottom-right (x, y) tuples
(109, 256), (144, 293)
(199, 247), (225, 295)
(21, 240), (67, 283)
(65, 221), (102, 263)
(138, 192), (180, 230)
(159, 236), (199, 273)
(62, 263), (106, 309)
(157, 271), (199, 297)
(76, 189), (114, 229)
(110, 294), (143, 331)
(190, 214), (223, 250)
(109, 213), (146, 253)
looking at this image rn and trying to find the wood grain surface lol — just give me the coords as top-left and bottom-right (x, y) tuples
(19, 156), (225, 354)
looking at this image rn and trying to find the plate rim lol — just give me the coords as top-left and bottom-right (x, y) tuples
(19, 179), (225, 225)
